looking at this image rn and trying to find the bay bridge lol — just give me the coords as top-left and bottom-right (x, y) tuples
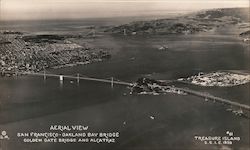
(174, 87), (250, 111)
(1, 70), (250, 112)
(1, 70), (133, 87)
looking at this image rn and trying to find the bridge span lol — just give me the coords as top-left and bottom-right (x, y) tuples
(1, 71), (133, 87)
(1, 71), (250, 111)
(174, 87), (250, 111)
(28, 72), (132, 86)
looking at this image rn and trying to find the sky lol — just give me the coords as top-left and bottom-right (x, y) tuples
(0, 0), (249, 20)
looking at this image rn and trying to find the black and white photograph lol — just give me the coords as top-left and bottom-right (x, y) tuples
(0, 0), (249, 150)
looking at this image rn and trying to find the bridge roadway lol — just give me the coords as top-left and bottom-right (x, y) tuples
(1, 71), (250, 111)
(22, 72), (133, 86)
(174, 87), (250, 111)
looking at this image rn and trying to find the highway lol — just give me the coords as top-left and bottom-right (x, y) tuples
(1, 71), (250, 111)
(174, 87), (250, 111)
(1, 71), (133, 86)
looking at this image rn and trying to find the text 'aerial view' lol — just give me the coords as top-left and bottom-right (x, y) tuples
(0, 0), (249, 150)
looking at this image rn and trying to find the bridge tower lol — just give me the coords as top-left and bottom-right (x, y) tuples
(59, 75), (63, 81)
(111, 77), (114, 88)
(77, 73), (80, 84)
(92, 28), (96, 38)
(89, 26), (96, 38)
(43, 70), (46, 81)
(123, 29), (127, 36)
(59, 75), (63, 88)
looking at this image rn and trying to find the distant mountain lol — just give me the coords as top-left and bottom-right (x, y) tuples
(107, 7), (250, 35)
(194, 7), (249, 21)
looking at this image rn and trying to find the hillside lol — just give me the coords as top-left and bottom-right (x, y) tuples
(240, 30), (250, 37)
(194, 7), (249, 21)
(107, 7), (250, 35)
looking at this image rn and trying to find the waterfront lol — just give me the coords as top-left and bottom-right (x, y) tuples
(0, 18), (250, 150)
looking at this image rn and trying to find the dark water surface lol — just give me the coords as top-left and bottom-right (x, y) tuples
(0, 20), (249, 150)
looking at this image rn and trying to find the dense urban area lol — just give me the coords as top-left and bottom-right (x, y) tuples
(0, 31), (111, 76)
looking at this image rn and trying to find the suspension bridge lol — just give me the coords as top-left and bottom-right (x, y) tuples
(0, 70), (133, 88)
(1, 70), (250, 111)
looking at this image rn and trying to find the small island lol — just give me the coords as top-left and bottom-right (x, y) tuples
(131, 78), (186, 95)
(178, 71), (250, 87)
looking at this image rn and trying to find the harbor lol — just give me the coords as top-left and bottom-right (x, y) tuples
(0, 4), (249, 150)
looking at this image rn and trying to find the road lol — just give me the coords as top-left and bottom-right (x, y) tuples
(1, 71), (250, 111)
(175, 87), (250, 111)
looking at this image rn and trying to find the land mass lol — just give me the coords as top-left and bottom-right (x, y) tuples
(0, 7), (249, 75)
(0, 31), (111, 75)
(107, 7), (249, 35)
(240, 30), (250, 43)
